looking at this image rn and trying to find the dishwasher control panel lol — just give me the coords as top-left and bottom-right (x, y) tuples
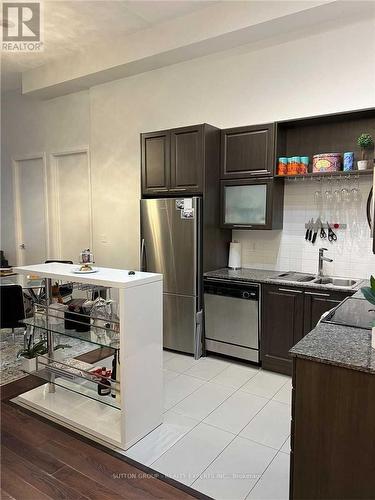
(204, 279), (259, 300)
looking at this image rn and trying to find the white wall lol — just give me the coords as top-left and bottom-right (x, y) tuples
(2, 15), (375, 274)
(22, 0), (332, 97)
(1, 90), (90, 265)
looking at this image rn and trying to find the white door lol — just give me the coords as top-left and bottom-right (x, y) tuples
(52, 150), (92, 263)
(13, 156), (49, 265)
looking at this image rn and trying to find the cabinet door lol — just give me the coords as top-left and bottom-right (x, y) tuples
(261, 285), (304, 375)
(170, 125), (204, 193)
(303, 289), (353, 335)
(220, 178), (283, 230)
(221, 123), (275, 178)
(141, 131), (170, 195)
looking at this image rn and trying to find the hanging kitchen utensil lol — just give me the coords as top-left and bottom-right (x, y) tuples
(305, 218), (312, 240)
(311, 218), (320, 244)
(307, 218), (314, 241)
(327, 223), (337, 242)
(309, 218), (315, 242)
(320, 220), (327, 239)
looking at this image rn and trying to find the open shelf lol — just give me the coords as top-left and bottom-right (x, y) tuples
(275, 169), (373, 180)
(23, 317), (120, 350)
(22, 355), (121, 410)
(275, 108), (375, 177)
(15, 384), (122, 448)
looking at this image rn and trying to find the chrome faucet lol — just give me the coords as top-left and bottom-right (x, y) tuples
(318, 248), (333, 277)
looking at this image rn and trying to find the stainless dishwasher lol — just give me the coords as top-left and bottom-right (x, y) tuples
(204, 278), (260, 363)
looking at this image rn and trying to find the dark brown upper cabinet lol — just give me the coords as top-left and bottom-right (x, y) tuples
(221, 123), (275, 178)
(170, 125), (204, 193)
(141, 123), (231, 271)
(220, 178), (283, 230)
(141, 131), (170, 195)
(141, 124), (219, 196)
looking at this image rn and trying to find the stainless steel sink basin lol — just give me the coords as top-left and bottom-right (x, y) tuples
(276, 271), (359, 288)
(298, 276), (316, 282)
(313, 277), (358, 287)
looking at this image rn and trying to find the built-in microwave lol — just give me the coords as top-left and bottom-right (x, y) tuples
(220, 178), (284, 230)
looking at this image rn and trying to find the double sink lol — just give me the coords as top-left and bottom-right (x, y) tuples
(276, 272), (358, 289)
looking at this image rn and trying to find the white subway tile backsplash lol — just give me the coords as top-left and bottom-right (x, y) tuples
(236, 177), (374, 279)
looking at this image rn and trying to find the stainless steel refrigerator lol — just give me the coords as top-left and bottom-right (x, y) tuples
(141, 197), (202, 358)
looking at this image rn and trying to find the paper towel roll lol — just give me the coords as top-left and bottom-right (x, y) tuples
(228, 242), (242, 269)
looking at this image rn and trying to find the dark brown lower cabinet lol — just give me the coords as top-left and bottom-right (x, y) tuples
(303, 288), (352, 335)
(261, 285), (353, 376)
(261, 286), (304, 375)
(291, 358), (375, 499)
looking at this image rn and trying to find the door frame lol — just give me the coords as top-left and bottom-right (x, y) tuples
(50, 146), (93, 260)
(12, 152), (50, 266)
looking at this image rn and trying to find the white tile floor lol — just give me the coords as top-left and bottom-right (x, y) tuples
(122, 351), (292, 500)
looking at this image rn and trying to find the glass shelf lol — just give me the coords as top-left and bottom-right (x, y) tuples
(22, 357), (121, 410)
(23, 317), (120, 350)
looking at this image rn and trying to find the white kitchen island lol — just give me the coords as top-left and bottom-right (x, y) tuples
(13, 263), (163, 451)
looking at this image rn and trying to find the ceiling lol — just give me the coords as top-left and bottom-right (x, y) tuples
(1, 0), (217, 91)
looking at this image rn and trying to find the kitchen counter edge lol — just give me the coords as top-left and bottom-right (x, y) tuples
(204, 268), (364, 293)
(290, 321), (375, 375)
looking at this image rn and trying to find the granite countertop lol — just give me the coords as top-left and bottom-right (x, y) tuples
(291, 285), (375, 374)
(204, 268), (364, 293)
(290, 321), (375, 375)
(204, 268), (281, 283)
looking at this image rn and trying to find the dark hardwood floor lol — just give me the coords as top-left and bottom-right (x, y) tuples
(0, 377), (201, 500)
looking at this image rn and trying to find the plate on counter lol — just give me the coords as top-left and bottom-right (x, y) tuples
(72, 267), (99, 274)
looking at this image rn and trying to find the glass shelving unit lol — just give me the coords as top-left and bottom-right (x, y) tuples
(12, 262), (163, 451)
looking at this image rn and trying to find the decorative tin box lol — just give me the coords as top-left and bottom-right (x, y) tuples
(313, 153), (341, 173)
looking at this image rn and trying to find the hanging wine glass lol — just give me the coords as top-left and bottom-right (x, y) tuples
(351, 175), (362, 203)
(341, 176), (351, 203)
(325, 178), (333, 204)
(334, 178), (341, 204)
(314, 179), (323, 205)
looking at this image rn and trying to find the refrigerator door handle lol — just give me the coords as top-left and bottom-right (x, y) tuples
(194, 309), (203, 360)
(140, 238), (146, 272)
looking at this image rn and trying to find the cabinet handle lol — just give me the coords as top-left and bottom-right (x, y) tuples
(170, 188), (187, 191)
(233, 224), (252, 227)
(305, 291), (330, 297)
(249, 170), (269, 175)
(278, 288), (303, 293)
